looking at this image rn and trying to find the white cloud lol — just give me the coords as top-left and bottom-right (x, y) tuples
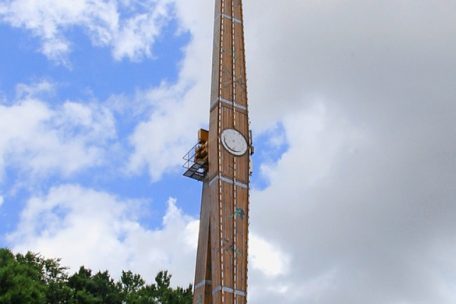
(250, 233), (290, 278)
(128, 82), (208, 181)
(249, 267), (338, 304)
(127, 0), (214, 181)
(16, 80), (55, 98)
(0, 0), (173, 63)
(8, 184), (198, 286)
(0, 81), (115, 182)
(0, 195), (4, 207)
(245, 0), (456, 302)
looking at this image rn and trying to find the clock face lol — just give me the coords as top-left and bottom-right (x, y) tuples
(221, 129), (248, 156)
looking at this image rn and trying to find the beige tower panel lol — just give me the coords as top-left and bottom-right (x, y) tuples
(220, 22), (233, 100)
(210, 0), (222, 103)
(235, 186), (248, 289)
(233, 0), (243, 19)
(233, 25), (247, 107)
(208, 109), (220, 179)
(193, 183), (213, 304)
(220, 181), (234, 288)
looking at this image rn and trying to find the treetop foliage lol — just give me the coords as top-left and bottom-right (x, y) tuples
(0, 248), (193, 304)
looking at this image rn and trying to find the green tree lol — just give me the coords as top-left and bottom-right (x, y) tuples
(67, 267), (120, 304)
(0, 248), (193, 304)
(118, 270), (147, 303)
(0, 249), (46, 304)
(151, 271), (192, 304)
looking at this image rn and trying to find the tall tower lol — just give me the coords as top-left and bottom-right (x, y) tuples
(183, 0), (251, 303)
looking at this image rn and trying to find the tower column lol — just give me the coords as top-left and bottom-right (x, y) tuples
(188, 1), (251, 303)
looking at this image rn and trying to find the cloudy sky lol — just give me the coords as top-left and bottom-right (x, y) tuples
(1, 0), (455, 303)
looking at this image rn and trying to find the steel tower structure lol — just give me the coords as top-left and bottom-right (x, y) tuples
(183, 0), (252, 303)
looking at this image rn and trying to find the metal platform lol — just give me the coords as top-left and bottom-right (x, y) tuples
(183, 143), (208, 181)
